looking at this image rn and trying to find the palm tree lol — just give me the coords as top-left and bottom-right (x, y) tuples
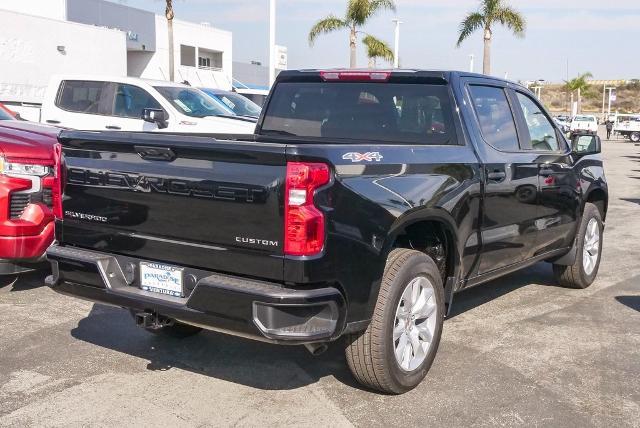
(166, 0), (175, 81)
(362, 35), (394, 68)
(565, 72), (593, 113)
(308, 0), (396, 68)
(456, 0), (526, 75)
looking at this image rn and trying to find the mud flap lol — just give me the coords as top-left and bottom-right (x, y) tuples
(444, 276), (456, 317)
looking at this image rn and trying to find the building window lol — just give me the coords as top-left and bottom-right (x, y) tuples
(198, 57), (211, 68)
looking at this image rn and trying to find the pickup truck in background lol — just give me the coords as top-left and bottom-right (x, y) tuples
(612, 115), (640, 142)
(570, 114), (598, 136)
(37, 76), (257, 134)
(0, 113), (60, 277)
(46, 70), (608, 394)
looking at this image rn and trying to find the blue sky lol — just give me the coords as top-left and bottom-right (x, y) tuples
(115, 0), (639, 82)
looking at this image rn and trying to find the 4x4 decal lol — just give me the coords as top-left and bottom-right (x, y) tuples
(342, 152), (384, 162)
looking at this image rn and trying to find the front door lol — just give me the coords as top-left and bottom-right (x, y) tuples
(510, 90), (580, 254)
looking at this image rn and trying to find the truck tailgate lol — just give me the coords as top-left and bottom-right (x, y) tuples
(58, 131), (286, 280)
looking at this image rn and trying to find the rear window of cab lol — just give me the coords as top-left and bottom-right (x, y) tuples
(261, 82), (456, 145)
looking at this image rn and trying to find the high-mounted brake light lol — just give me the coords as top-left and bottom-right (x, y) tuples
(284, 162), (330, 256)
(320, 71), (391, 82)
(51, 143), (63, 219)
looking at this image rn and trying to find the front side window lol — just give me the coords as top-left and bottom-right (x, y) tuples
(469, 85), (520, 151)
(154, 86), (230, 118)
(261, 82), (455, 144)
(515, 92), (560, 151)
(113, 84), (162, 119)
(56, 80), (112, 114)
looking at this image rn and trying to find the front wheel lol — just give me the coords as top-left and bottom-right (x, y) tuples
(345, 248), (445, 394)
(631, 132), (640, 143)
(553, 203), (603, 289)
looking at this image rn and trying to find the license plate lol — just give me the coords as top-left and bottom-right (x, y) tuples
(139, 262), (183, 297)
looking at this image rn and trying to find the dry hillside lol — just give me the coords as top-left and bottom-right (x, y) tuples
(537, 80), (640, 115)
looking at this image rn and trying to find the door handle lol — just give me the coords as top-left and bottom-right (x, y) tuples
(46, 119), (60, 124)
(105, 125), (121, 130)
(487, 171), (506, 182)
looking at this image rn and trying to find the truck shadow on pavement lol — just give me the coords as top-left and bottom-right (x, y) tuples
(69, 262), (559, 391)
(0, 271), (47, 292)
(615, 296), (640, 312)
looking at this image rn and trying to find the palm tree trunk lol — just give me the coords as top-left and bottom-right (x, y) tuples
(166, 1), (175, 82)
(349, 26), (357, 68)
(577, 87), (581, 113)
(483, 28), (491, 75)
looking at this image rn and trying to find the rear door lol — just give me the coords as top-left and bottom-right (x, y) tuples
(46, 80), (114, 130)
(463, 80), (540, 274)
(59, 132), (287, 280)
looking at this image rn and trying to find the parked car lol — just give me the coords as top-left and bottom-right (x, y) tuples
(41, 76), (256, 134)
(554, 116), (570, 133)
(199, 88), (262, 120)
(234, 88), (269, 106)
(0, 118), (60, 276)
(570, 115), (598, 136)
(46, 70), (607, 394)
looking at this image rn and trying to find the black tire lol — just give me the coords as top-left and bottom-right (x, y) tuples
(345, 248), (445, 394)
(631, 132), (640, 143)
(129, 310), (202, 338)
(553, 202), (603, 289)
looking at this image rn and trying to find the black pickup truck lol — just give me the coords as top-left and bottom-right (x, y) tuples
(46, 70), (607, 394)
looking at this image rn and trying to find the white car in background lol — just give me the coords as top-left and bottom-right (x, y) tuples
(569, 115), (598, 136)
(41, 76), (256, 134)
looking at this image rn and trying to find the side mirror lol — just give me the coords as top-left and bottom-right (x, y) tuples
(142, 108), (168, 129)
(572, 134), (601, 156)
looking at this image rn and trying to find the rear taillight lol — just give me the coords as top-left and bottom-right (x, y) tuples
(51, 143), (63, 219)
(284, 162), (330, 256)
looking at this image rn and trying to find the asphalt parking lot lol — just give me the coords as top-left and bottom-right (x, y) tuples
(1, 129), (639, 427)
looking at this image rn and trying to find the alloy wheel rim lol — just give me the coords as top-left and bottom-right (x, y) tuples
(393, 276), (437, 372)
(583, 218), (600, 276)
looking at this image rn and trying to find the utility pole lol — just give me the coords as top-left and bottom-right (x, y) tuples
(606, 87), (616, 116)
(601, 83), (606, 120)
(392, 19), (402, 68)
(269, 0), (276, 86)
(469, 54), (474, 72)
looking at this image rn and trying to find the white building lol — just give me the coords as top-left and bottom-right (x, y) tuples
(0, 0), (233, 109)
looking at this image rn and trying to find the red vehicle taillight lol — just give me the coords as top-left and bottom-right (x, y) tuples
(51, 143), (63, 219)
(284, 162), (330, 256)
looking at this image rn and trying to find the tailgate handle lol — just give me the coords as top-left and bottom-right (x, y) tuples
(134, 145), (176, 161)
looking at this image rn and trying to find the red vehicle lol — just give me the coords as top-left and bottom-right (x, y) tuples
(0, 112), (61, 276)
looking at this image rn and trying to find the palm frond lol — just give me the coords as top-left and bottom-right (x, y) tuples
(347, 0), (396, 26)
(456, 12), (484, 47)
(362, 35), (394, 63)
(494, 5), (526, 37)
(308, 15), (349, 46)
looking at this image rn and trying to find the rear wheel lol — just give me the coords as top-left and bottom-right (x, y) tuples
(631, 132), (640, 143)
(553, 203), (603, 289)
(345, 248), (445, 394)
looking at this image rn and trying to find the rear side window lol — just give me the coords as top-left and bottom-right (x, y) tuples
(469, 85), (519, 152)
(261, 82), (455, 144)
(56, 80), (112, 114)
(113, 84), (162, 119)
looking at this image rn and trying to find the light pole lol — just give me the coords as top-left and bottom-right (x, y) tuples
(468, 54), (474, 73)
(606, 87), (616, 116)
(268, 0), (276, 86)
(392, 19), (402, 68)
